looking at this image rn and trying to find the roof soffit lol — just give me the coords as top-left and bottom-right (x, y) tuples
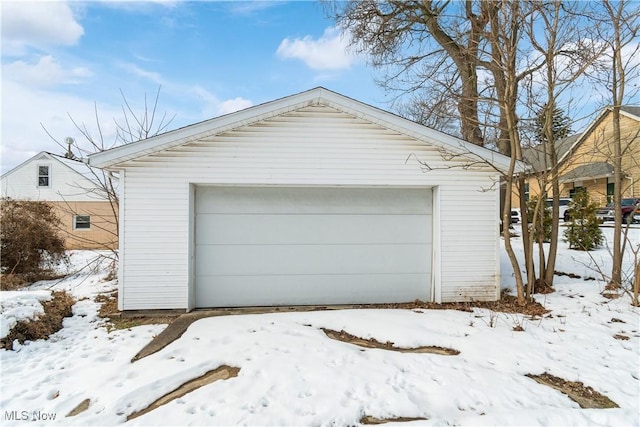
(88, 87), (516, 173)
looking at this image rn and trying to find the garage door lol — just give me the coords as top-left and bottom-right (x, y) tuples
(194, 186), (432, 307)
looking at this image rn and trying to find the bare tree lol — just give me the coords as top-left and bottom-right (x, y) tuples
(326, 0), (503, 147)
(43, 87), (174, 259)
(589, 0), (640, 296)
(330, 0), (609, 305)
(522, 1), (604, 292)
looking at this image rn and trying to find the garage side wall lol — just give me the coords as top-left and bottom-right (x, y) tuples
(118, 106), (500, 309)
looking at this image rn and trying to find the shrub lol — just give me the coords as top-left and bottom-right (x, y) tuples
(0, 198), (68, 284)
(563, 191), (603, 251)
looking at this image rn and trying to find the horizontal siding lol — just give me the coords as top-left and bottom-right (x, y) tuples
(120, 105), (500, 309)
(1, 156), (105, 202)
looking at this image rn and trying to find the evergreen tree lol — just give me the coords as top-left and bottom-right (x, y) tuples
(534, 104), (572, 144)
(563, 191), (603, 251)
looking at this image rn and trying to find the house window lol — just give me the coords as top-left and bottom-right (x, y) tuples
(569, 186), (585, 198)
(74, 215), (91, 230)
(38, 165), (50, 187)
(524, 183), (530, 201)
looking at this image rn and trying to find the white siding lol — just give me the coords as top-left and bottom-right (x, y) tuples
(1, 154), (103, 202)
(118, 105), (500, 310)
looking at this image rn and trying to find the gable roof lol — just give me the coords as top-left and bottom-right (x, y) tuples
(522, 134), (579, 172)
(621, 105), (640, 119)
(1, 151), (100, 186)
(521, 105), (640, 173)
(88, 87), (518, 173)
(558, 105), (640, 165)
(559, 162), (615, 183)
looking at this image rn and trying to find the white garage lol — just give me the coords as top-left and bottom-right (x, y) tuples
(194, 186), (433, 307)
(88, 87), (514, 311)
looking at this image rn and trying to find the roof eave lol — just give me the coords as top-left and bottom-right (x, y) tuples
(88, 89), (333, 169)
(88, 87), (516, 173)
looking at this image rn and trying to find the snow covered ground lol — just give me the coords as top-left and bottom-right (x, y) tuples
(0, 229), (638, 426)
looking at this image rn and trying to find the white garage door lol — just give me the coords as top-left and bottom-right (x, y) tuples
(194, 186), (432, 308)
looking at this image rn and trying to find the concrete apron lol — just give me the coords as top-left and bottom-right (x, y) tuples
(130, 305), (362, 362)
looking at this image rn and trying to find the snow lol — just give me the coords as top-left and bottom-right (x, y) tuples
(0, 291), (52, 339)
(1, 229), (639, 426)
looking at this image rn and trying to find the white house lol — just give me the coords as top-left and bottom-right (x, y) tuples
(1, 151), (118, 250)
(88, 87), (515, 311)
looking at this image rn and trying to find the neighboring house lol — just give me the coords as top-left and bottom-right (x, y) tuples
(89, 87), (516, 311)
(513, 105), (640, 207)
(1, 151), (118, 250)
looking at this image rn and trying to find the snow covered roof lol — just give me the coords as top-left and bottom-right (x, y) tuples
(89, 87), (520, 173)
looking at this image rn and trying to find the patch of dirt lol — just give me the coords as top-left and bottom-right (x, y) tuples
(322, 328), (459, 355)
(351, 293), (548, 317)
(95, 292), (175, 331)
(610, 318), (625, 323)
(1, 290), (75, 350)
(95, 292), (118, 317)
(554, 271), (597, 281)
(602, 283), (622, 299)
(533, 278), (555, 294)
(360, 415), (428, 425)
(525, 372), (619, 409)
(613, 334), (630, 340)
(127, 365), (240, 421)
(66, 399), (90, 417)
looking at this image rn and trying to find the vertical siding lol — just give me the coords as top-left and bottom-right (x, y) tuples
(118, 105), (500, 309)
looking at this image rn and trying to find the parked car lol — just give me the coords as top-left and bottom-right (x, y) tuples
(545, 198), (573, 222)
(596, 198), (640, 224)
(510, 208), (522, 224)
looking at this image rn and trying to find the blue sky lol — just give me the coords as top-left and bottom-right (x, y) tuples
(1, 1), (386, 173)
(2, 1), (638, 174)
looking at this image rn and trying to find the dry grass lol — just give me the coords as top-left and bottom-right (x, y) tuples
(351, 291), (548, 317)
(322, 328), (460, 355)
(1, 290), (75, 350)
(127, 365), (240, 421)
(0, 272), (65, 291)
(360, 415), (428, 425)
(525, 372), (619, 409)
(95, 292), (174, 331)
(95, 292), (118, 318)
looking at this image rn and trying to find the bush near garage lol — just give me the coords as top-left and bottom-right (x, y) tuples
(563, 191), (603, 251)
(0, 198), (68, 289)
